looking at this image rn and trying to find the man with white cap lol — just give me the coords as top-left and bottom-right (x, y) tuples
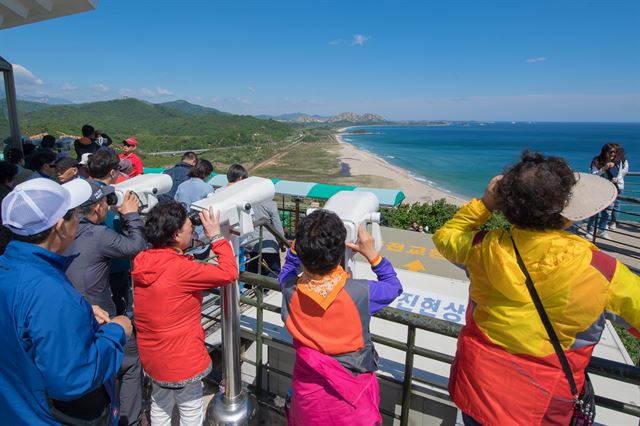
(0, 178), (132, 424)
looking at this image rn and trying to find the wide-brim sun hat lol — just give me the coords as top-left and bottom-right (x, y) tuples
(1, 178), (92, 236)
(561, 173), (618, 222)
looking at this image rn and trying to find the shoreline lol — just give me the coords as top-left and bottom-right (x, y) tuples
(334, 132), (468, 206)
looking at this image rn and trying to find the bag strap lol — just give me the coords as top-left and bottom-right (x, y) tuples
(510, 236), (579, 398)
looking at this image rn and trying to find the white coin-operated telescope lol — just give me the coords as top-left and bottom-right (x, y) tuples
(308, 191), (382, 276)
(190, 176), (275, 239)
(193, 176), (275, 425)
(112, 174), (173, 214)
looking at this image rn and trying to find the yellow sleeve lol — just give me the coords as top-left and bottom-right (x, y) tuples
(432, 198), (492, 266)
(607, 261), (640, 337)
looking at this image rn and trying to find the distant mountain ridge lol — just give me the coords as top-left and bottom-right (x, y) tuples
(257, 111), (386, 123)
(19, 94), (74, 105)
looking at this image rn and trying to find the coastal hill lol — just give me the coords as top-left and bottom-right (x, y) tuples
(12, 98), (294, 152)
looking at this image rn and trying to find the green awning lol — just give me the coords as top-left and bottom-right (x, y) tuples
(144, 167), (405, 207)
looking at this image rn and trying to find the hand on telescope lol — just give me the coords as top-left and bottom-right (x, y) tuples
(91, 305), (110, 325)
(200, 207), (222, 239)
(118, 191), (139, 215)
(482, 175), (503, 212)
(346, 225), (379, 264)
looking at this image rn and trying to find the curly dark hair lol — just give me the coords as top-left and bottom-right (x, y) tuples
(497, 151), (576, 230)
(295, 209), (346, 275)
(143, 201), (188, 248)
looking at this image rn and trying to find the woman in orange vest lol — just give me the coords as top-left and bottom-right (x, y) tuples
(433, 152), (640, 425)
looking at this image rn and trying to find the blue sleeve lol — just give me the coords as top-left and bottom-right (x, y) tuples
(368, 257), (403, 315)
(278, 248), (302, 289)
(26, 282), (127, 400)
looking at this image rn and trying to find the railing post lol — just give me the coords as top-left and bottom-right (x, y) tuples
(400, 325), (416, 426)
(257, 225), (264, 276)
(294, 197), (301, 231)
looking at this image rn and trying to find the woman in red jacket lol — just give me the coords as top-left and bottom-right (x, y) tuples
(133, 201), (238, 425)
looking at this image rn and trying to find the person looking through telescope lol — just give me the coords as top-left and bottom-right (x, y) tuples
(225, 163), (285, 278)
(279, 210), (402, 425)
(132, 201), (238, 425)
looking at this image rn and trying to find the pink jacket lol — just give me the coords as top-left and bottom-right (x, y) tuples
(289, 343), (382, 426)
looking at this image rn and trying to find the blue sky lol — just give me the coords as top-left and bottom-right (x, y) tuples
(1, 0), (639, 121)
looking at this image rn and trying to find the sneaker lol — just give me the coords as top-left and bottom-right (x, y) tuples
(598, 231), (611, 239)
(609, 223), (617, 230)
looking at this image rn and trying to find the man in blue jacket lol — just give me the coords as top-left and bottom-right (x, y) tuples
(161, 151), (198, 200)
(0, 178), (132, 425)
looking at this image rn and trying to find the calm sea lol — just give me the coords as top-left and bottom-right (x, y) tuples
(343, 122), (640, 199)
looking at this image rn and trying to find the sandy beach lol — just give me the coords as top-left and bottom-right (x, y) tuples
(335, 132), (468, 206)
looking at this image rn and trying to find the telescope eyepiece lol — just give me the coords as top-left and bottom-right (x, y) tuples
(152, 188), (158, 194)
(106, 193), (118, 206)
(189, 211), (202, 227)
(244, 203), (252, 211)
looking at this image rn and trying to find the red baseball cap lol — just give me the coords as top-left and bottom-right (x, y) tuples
(123, 137), (138, 147)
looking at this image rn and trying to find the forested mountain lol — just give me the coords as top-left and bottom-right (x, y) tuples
(159, 100), (229, 116)
(18, 98), (294, 151)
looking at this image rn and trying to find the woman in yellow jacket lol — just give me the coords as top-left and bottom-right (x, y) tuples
(433, 152), (640, 426)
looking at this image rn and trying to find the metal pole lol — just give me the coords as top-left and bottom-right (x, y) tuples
(255, 287), (264, 396)
(0, 57), (22, 152)
(206, 234), (256, 425)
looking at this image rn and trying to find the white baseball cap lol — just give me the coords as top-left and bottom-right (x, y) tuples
(561, 173), (618, 221)
(2, 178), (92, 236)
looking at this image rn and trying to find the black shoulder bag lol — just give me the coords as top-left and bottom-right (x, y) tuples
(511, 237), (596, 426)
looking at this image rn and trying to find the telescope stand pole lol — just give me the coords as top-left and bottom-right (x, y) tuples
(206, 234), (256, 425)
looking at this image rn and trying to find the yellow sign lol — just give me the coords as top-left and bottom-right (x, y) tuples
(403, 259), (427, 272)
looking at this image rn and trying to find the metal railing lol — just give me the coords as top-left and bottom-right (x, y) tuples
(201, 219), (640, 425)
(572, 173), (640, 272)
(236, 271), (640, 424)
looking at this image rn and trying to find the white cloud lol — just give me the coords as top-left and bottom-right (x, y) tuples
(329, 39), (343, 46)
(92, 83), (110, 93)
(351, 34), (369, 46)
(247, 86), (255, 92)
(119, 87), (173, 98)
(140, 87), (172, 97)
(526, 56), (547, 63)
(61, 83), (77, 92)
(13, 64), (43, 85)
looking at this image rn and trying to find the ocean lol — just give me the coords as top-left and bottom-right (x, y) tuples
(343, 122), (640, 200)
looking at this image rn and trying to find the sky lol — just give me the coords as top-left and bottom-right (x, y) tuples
(1, 0), (639, 121)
